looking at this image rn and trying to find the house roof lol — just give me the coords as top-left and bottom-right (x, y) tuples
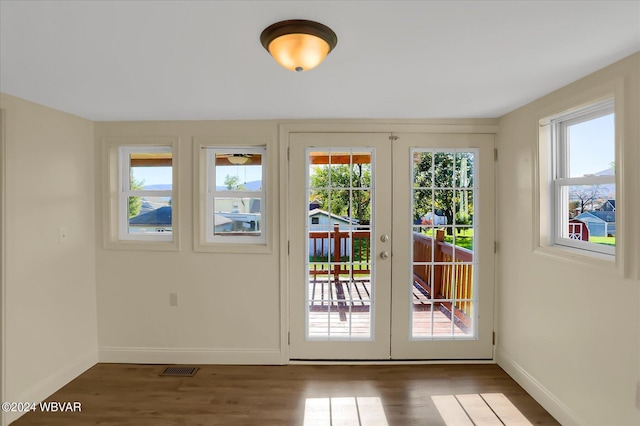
(130, 206), (172, 225)
(590, 211), (616, 223)
(575, 212), (615, 224)
(1, 2), (638, 121)
(309, 208), (354, 225)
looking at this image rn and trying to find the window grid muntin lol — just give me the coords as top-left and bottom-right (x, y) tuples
(305, 148), (375, 341)
(410, 148), (478, 340)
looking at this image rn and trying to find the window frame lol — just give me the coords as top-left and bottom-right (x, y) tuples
(549, 99), (615, 256)
(205, 146), (267, 244)
(103, 136), (180, 251)
(193, 137), (273, 254)
(118, 146), (174, 241)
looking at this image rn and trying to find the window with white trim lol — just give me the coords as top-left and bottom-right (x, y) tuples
(548, 99), (616, 256)
(119, 146), (173, 241)
(205, 147), (266, 244)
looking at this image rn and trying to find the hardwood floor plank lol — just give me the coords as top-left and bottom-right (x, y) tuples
(455, 393), (502, 426)
(431, 395), (474, 426)
(356, 397), (388, 426)
(12, 364), (558, 425)
(481, 392), (534, 425)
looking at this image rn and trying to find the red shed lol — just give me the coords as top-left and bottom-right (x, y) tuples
(569, 219), (590, 241)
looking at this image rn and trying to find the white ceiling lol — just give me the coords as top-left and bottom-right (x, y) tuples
(1, 1), (638, 121)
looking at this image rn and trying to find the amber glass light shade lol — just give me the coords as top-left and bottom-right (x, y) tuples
(260, 20), (337, 72)
(267, 33), (330, 72)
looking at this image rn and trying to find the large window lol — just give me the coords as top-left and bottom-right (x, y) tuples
(119, 146), (173, 241)
(548, 99), (615, 256)
(205, 147), (266, 244)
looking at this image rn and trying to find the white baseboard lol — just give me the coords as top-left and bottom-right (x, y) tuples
(99, 346), (283, 365)
(4, 350), (97, 425)
(496, 347), (584, 425)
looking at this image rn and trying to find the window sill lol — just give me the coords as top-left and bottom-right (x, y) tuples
(104, 239), (179, 252)
(533, 244), (617, 271)
(193, 241), (273, 254)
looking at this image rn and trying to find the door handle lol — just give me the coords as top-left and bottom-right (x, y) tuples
(380, 234), (389, 242)
(380, 251), (389, 259)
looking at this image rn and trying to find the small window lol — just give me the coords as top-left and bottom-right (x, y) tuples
(119, 146), (173, 241)
(548, 99), (615, 256)
(205, 147), (266, 244)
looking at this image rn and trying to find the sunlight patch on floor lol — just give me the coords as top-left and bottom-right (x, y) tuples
(432, 393), (533, 426)
(304, 396), (388, 426)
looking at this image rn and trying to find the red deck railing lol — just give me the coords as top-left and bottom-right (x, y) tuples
(308, 224), (371, 281)
(413, 230), (473, 328)
(307, 225), (473, 328)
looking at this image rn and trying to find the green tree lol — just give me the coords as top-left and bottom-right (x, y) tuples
(413, 152), (474, 234)
(309, 163), (371, 222)
(224, 174), (246, 191)
(129, 173), (145, 218)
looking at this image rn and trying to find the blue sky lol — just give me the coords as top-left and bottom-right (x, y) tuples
(569, 113), (615, 177)
(133, 164), (263, 188)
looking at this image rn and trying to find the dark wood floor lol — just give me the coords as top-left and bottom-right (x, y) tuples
(13, 363), (558, 425)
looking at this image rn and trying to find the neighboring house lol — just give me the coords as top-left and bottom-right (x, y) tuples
(308, 209), (356, 257)
(574, 212), (616, 237)
(213, 214), (234, 233)
(129, 206), (236, 233)
(217, 212), (261, 232)
(597, 199), (616, 211)
(308, 208), (354, 230)
(309, 199), (322, 211)
(215, 197), (261, 214)
(420, 210), (448, 226)
(129, 206), (172, 233)
(215, 198), (261, 232)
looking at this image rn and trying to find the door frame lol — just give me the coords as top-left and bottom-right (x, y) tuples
(278, 122), (498, 364)
(0, 108), (6, 424)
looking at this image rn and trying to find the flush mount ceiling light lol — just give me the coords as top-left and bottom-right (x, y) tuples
(260, 19), (338, 72)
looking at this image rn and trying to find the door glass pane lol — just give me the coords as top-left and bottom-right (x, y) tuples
(306, 149), (374, 340)
(411, 149), (477, 339)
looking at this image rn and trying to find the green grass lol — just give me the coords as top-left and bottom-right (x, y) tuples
(589, 236), (616, 247)
(421, 228), (474, 250)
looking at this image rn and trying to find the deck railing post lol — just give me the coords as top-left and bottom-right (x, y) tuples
(333, 223), (341, 281)
(433, 229), (445, 299)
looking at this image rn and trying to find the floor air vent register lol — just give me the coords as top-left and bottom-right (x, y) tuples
(160, 366), (199, 377)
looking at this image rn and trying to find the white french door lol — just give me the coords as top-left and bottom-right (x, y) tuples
(288, 132), (494, 360)
(289, 133), (392, 359)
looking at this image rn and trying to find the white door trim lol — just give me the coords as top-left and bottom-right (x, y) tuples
(278, 122), (498, 364)
(0, 108), (6, 425)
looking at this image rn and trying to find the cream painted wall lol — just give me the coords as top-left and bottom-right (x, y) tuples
(496, 53), (640, 425)
(1, 52), (637, 425)
(94, 121), (282, 364)
(0, 94), (97, 425)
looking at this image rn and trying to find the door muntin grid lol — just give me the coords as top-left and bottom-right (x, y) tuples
(410, 149), (478, 339)
(305, 148), (375, 340)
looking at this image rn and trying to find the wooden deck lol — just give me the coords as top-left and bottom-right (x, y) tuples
(307, 279), (468, 338)
(306, 228), (475, 339)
